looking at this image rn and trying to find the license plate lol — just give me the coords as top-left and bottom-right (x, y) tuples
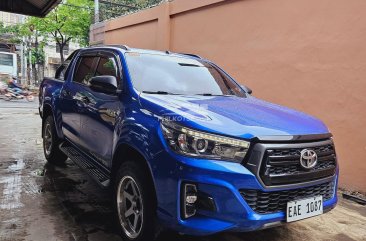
(286, 196), (323, 222)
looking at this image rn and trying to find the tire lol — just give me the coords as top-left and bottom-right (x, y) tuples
(114, 161), (157, 241)
(43, 115), (68, 165)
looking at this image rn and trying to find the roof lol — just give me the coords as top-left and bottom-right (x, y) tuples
(84, 45), (203, 60)
(0, 0), (61, 17)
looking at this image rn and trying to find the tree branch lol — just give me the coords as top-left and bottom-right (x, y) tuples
(50, 31), (57, 38)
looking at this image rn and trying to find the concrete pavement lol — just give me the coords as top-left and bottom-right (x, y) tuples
(0, 99), (365, 241)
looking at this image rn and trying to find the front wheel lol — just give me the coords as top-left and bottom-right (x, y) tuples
(114, 161), (157, 241)
(43, 115), (67, 165)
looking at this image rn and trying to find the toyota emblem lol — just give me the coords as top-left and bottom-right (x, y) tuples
(300, 149), (318, 169)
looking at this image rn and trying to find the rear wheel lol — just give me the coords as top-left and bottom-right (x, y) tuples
(114, 161), (157, 241)
(43, 115), (67, 164)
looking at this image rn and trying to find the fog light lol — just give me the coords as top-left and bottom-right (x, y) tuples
(186, 195), (198, 204)
(182, 183), (198, 219)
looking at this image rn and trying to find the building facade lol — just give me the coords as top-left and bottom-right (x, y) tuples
(0, 11), (22, 25)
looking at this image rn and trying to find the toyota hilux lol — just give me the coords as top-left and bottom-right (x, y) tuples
(39, 45), (338, 241)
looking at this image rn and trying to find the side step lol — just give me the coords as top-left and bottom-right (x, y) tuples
(60, 142), (111, 188)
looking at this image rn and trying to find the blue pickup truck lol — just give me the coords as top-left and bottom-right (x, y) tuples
(39, 45), (338, 240)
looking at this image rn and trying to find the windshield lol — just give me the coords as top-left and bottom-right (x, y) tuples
(125, 53), (245, 97)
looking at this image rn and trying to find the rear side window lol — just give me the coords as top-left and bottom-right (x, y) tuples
(95, 56), (118, 78)
(55, 62), (70, 81)
(73, 56), (98, 85)
(55, 50), (79, 81)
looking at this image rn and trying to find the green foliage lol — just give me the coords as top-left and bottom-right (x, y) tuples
(30, 43), (46, 65)
(28, 0), (92, 46)
(0, 21), (6, 34)
(0, 21), (23, 43)
(25, 0), (93, 62)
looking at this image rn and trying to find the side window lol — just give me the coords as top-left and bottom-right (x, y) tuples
(55, 64), (67, 81)
(73, 56), (98, 85)
(55, 61), (71, 81)
(55, 50), (79, 81)
(95, 56), (118, 78)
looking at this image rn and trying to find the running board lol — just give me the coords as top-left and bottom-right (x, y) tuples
(60, 142), (111, 188)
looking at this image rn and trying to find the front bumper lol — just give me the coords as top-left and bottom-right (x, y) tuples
(152, 149), (338, 236)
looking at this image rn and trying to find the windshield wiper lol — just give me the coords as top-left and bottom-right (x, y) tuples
(178, 63), (204, 67)
(142, 91), (178, 95)
(196, 93), (234, 96)
(142, 91), (233, 96)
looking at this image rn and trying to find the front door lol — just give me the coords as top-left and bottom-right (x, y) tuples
(78, 51), (123, 168)
(60, 54), (98, 147)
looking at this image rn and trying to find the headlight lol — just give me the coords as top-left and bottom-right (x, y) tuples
(161, 120), (250, 162)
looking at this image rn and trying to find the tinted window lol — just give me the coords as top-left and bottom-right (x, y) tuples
(55, 61), (71, 81)
(55, 64), (66, 80)
(125, 53), (245, 97)
(95, 56), (118, 78)
(55, 50), (79, 81)
(74, 56), (98, 85)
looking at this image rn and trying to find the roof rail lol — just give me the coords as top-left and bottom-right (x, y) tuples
(108, 45), (130, 50)
(91, 44), (130, 50)
(179, 53), (202, 59)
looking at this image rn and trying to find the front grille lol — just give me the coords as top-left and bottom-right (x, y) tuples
(260, 143), (337, 185)
(268, 159), (335, 175)
(240, 181), (335, 214)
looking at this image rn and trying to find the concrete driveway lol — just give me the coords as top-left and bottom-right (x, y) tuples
(0, 100), (365, 241)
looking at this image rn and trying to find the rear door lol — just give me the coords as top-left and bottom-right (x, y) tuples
(78, 50), (123, 167)
(60, 53), (99, 146)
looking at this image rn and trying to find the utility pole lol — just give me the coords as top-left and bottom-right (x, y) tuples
(29, 47), (32, 85)
(94, 0), (99, 23)
(20, 38), (24, 83)
(20, 15), (26, 85)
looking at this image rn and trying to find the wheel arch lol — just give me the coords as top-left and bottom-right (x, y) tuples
(41, 104), (63, 139)
(41, 104), (53, 138)
(111, 143), (158, 205)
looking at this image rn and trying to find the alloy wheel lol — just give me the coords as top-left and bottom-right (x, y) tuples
(117, 176), (144, 239)
(44, 123), (52, 156)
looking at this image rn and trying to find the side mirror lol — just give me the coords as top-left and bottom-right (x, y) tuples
(89, 76), (118, 94)
(241, 85), (252, 95)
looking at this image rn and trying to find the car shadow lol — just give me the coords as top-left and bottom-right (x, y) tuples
(41, 161), (293, 241)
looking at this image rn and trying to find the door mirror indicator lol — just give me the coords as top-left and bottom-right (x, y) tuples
(89, 76), (118, 94)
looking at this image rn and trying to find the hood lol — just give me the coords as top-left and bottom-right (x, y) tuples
(139, 94), (329, 140)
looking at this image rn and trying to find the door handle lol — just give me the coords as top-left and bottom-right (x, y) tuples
(81, 96), (90, 104)
(61, 89), (72, 97)
(73, 95), (90, 104)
